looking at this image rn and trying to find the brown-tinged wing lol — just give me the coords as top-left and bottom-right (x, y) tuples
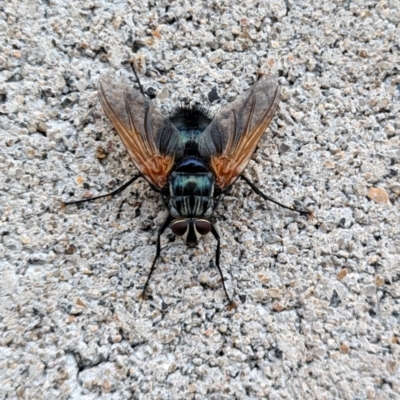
(198, 76), (281, 191)
(98, 73), (182, 190)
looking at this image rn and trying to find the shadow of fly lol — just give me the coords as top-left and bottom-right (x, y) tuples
(63, 65), (310, 310)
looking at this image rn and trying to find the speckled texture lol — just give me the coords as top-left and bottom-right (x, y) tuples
(1, 0), (400, 399)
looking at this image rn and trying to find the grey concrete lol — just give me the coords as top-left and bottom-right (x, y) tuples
(1, 0), (399, 398)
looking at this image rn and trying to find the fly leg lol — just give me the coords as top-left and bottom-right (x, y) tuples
(139, 215), (173, 300)
(62, 175), (142, 206)
(240, 175), (311, 217)
(129, 61), (145, 96)
(211, 223), (238, 311)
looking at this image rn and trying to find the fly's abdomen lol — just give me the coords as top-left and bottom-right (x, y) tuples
(168, 171), (215, 218)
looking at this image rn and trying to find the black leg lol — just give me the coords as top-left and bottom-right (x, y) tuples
(130, 62), (145, 96)
(240, 175), (311, 217)
(139, 215), (173, 300)
(63, 175), (141, 206)
(211, 223), (237, 310)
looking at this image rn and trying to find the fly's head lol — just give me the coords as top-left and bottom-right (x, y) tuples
(171, 217), (212, 245)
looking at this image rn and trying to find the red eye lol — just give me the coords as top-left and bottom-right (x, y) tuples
(171, 220), (188, 236)
(195, 220), (211, 236)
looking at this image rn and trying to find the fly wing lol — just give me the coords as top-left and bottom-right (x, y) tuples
(98, 73), (182, 190)
(198, 76), (281, 191)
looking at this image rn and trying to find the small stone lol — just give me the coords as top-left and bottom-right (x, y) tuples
(16, 387), (25, 398)
(337, 268), (348, 280)
(192, 358), (202, 366)
(252, 289), (266, 303)
(197, 272), (209, 284)
(231, 26), (241, 36)
(306, 352), (314, 362)
(65, 244), (76, 254)
(324, 160), (335, 169)
(2, 332), (14, 345)
(375, 275), (385, 287)
(88, 325), (99, 332)
(60, 270), (72, 281)
(272, 301), (284, 312)
(330, 290), (341, 308)
(156, 87), (169, 100)
(20, 235), (31, 245)
(209, 49), (225, 64)
(240, 17), (249, 27)
(56, 76), (66, 90)
(330, 351), (340, 359)
(364, 284), (376, 297)
(340, 343), (350, 354)
(270, 41), (280, 49)
(204, 328), (213, 337)
(387, 360), (398, 374)
(102, 379), (112, 392)
(365, 387), (375, 399)
(37, 122), (48, 134)
(95, 146), (108, 159)
(257, 273), (270, 284)
(268, 288), (281, 298)
(76, 175), (84, 185)
(208, 87), (220, 103)
(287, 245), (300, 254)
(187, 384), (197, 393)
(113, 334), (122, 343)
(151, 30), (162, 40)
(367, 187), (390, 204)
(390, 183), (400, 194)
(354, 184), (367, 196)
(83, 269), (93, 275)
(279, 143), (290, 154)
(75, 298), (87, 307)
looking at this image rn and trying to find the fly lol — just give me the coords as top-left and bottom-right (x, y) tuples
(63, 65), (310, 310)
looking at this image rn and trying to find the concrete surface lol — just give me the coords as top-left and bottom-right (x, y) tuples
(1, 0), (399, 399)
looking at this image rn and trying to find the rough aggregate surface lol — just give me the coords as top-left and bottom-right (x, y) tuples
(1, 0), (400, 399)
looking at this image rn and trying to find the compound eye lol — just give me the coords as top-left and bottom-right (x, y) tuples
(195, 219), (211, 236)
(171, 220), (188, 237)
